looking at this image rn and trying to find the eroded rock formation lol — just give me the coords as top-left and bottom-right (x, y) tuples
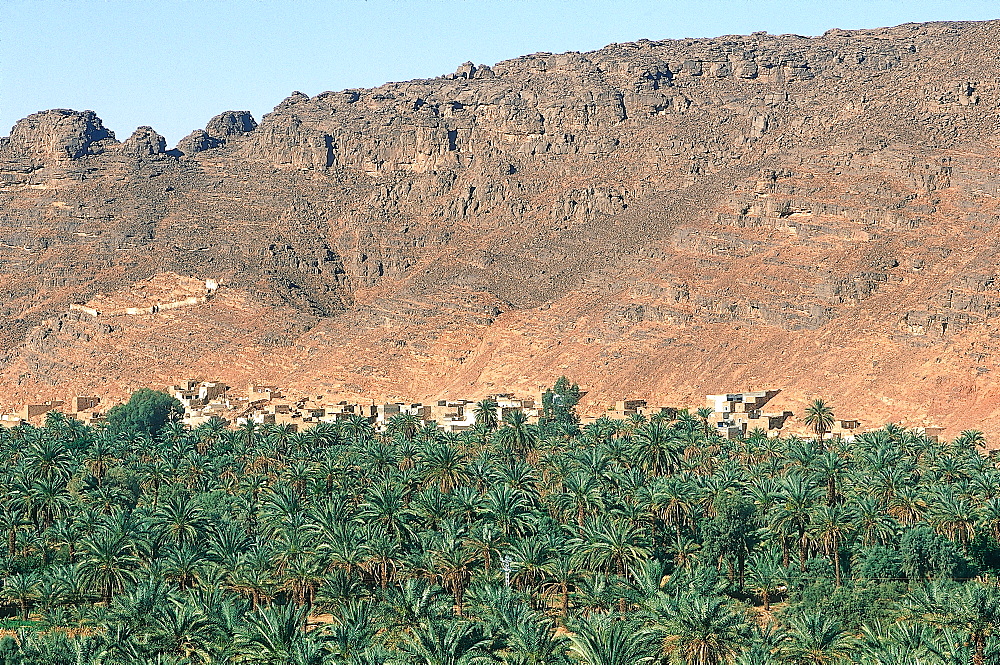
(3, 20), (1000, 434)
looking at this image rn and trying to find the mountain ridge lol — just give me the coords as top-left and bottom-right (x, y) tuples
(2, 19), (1000, 435)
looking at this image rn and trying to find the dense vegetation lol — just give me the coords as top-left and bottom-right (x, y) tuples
(1, 385), (1000, 664)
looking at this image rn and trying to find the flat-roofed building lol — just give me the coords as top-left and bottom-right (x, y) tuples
(19, 400), (66, 421)
(706, 389), (789, 438)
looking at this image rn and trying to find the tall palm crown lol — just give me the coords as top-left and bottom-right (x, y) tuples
(473, 399), (500, 432)
(803, 399), (836, 440)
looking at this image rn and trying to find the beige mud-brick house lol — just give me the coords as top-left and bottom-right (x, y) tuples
(706, 390), (792, 438)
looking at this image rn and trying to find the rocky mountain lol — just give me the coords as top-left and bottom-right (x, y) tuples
(3, 20), (1000, 434)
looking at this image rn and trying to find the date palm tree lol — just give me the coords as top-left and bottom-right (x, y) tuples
(552, 471), (605, 527)
(926, 487), (978, 549)
(498, 409), (538, 457)
(655, 592), (750, 665)
(541, 553), (582, 618)
(567, 614), (657, 665)
(907, 582), (1000, 665)
(505, 536), (552, 597)
(814, 450), (848, 506)
(378, 578), (452, 633)
(695, 407), (715, 439)
(808, 504), (854, 585)
(850, 496), (898, 547)
(485, 485), (534, 538)
(359, 480), (412, 542)
(420, 443), (469, 493)
(0, 504), (31, 558)
(771, 474), (820, 571)
(783, 612), (854, 665)
(803, 399), (836, 442)
(280, 556), (325, 607)
(632, 421), (681, 476)
(573, 516), (651, 600)
(162, 544), (207, 590)
(2, 572), (38, 620)
(745, 552), (785, 612)
(388, 413), (421, 442)
(955, 430), (987, 449)
(465, 522), (505, 575)
(433, 544), (478, 616)
(473, 399), (500, 432)
(148, 599), (219, 663)
(394, 618), (495, 665)
(153, 492), (208, 547)
(504, 612), (571, 664)
(78, 529), (141, 603)
(237, 602), (328, 664)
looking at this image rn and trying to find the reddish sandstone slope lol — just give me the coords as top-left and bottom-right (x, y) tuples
(2, 21), (1000, 434)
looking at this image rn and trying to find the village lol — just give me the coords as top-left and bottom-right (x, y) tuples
(0, 381), (949, 443)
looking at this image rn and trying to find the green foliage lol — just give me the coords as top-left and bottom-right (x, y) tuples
(542, 376), (582, 424)
(803, 399), (836, 439)
(796, 581), (902, 633)
(0, 395), (995, 663)
(966, 533), (1000, 573)
(900, 525), (975, 582)
(105, 388), (183, 436)
(701, 492), (759, 591)
(567, 614), (657, 665)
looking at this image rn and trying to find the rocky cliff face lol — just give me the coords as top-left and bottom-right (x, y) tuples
(3, 20), (1000, 435)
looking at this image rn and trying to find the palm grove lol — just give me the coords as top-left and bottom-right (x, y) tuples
(1, 380), (1000, 665)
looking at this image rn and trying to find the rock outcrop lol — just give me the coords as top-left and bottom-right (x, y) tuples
(177, 110), (258, 155)
(122, 126), (166, 157)
(4, 20), (1000, 436)
(1, 109), (117, 166)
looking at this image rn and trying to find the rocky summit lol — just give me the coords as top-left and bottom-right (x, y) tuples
(2, 20), (1000, 433)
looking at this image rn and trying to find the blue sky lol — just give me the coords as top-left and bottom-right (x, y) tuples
(3, 0), (998, 145)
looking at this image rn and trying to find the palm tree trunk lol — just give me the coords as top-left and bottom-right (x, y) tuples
(737, 553), (745, 592)
(832, 534), (841, 586)
(799, 530), (808, 572)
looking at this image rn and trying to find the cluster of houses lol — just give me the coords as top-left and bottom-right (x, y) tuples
(164, 380), (544, 434)
(0, 395), (104, 428)
(0, 381), (946, 444)
(167, 382), (882, 442)
(705, 389), (870, 440)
